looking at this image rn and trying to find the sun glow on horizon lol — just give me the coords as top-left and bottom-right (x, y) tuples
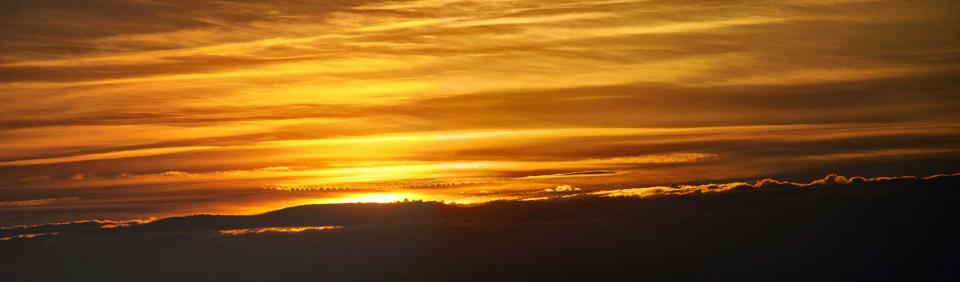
(336, 193), (416, 204)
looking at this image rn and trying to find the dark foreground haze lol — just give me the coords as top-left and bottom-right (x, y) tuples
(2, 173), (958, 282)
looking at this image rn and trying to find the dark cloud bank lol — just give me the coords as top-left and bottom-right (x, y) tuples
(2, 172), (959, 281)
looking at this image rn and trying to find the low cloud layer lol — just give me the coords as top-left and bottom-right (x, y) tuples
(2, 171), (956, 229)
(590, 172), (960, 198)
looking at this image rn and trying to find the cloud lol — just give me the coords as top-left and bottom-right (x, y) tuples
(0, 232), (58, 241)
(0, 197), (77, 208)
(0, 0), (375, 59)
(544, 185), (582, 193)
(219, 226), (341, 236)
(522, 170), (624, 179)
(0, 218), (154, 239)
(0, 146), (219, 167)
(1, 122), (958, 227)
(0, 0), (957, 228)
(591, 172), (960, 198)
(2, 170), (956, 236)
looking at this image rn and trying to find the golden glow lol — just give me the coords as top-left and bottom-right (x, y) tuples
(1, 0), (958, 224)
(219, 226), (341, 235)
(0, 232), (60, 241)
(331, 193), (419, 204)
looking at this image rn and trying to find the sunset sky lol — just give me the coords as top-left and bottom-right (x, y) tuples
(1, 0), (958, 225)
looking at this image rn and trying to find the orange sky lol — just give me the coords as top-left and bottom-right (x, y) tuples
(1, 0), (959, 224)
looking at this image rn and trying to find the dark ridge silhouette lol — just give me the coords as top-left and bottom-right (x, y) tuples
(1, 173), (958, 281)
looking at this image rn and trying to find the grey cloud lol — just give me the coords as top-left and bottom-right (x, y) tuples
(387, 72), (960, 129)
(0, 103), (368, 131)
(0, 0), (379, 60)
(0, 55), (326, 83)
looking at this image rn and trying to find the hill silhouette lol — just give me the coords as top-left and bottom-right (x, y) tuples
(1, 173), (959, 281)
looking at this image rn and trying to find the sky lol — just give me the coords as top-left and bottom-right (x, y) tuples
(1, 0), (959, 225)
